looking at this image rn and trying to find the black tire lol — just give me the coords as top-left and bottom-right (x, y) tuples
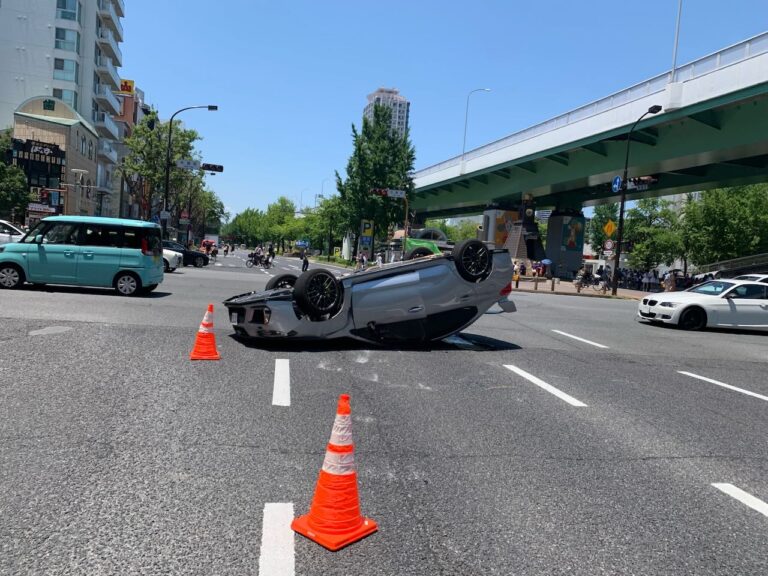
(114, 272), (141, 296)
(163, 259), (170, 272)
(0, 264), (25, 289)
(245, 259), (254, 268)
(194, 256), (205, 268)
(452, 239), (492, 282)
(294, 269), (341, 317)
(404, 246), (434, 260)
(678, 306), (706, 331)
(266, 274), (298, 290)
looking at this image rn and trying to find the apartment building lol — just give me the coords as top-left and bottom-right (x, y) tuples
(0, 0), (125, 217)
(363, 88), (410, 139)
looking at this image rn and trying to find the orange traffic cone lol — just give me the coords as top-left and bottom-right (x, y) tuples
(292, 394), (377, 551)
(190, 304), (221, 360)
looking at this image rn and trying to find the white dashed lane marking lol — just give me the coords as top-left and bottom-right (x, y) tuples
(272, 359), (290, 406)
(551, 329), (609, 349)
(504, 364), (588, 407)
(712, 484), (768, 518)
(678, 371), (768, 403)
(258, 502), (295, 576)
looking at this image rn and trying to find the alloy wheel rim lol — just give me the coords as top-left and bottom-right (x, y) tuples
(307, 274), (338, 311)
(462, 245), (490, 277)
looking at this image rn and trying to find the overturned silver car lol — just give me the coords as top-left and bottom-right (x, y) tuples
(223, 240), (516, 344)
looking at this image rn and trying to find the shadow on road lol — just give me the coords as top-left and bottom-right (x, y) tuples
(229, 332), (522, 352)
(24, 284), (172, 298)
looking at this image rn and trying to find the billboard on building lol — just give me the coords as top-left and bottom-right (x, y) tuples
(117, 79), (135, 95)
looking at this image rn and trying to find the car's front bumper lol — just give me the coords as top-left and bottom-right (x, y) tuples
(637, 300), (683, 324)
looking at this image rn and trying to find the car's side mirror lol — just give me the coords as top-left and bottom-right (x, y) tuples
(35, 234), (43, 244)
(723, 292), (735, 299)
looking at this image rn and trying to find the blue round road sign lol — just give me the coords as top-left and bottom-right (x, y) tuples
(612, 176), (623, 193)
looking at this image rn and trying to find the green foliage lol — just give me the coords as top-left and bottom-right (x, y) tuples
(424, 218), (483, 243)
(624, 198), (682, 270)
(0, 162), (30, 220)
(0, 127), (12, 161)
(337, 105), (416, 245)
(682, 184), (768, 265)
(586, 203), (618, 256)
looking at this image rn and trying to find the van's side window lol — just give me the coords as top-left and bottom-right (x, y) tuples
(41, 223), (79, 245)
(81, 224), (122, 247)
(123, 228), (142, 249)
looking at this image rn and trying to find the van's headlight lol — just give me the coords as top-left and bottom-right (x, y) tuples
(659, 301), (681, 308)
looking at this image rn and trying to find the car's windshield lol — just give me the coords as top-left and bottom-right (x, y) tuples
(20, 221), (46, 243)
(688, 280), (735, 295)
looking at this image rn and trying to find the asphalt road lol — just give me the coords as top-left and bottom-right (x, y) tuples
(1, 257), (766, 575)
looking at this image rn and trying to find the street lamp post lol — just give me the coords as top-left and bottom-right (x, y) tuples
(162, 104), (217, 238)
(461, 88), (491, 164)
(611, 104), (662, 295)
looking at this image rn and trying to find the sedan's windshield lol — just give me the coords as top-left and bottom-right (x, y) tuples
(688, 280), (735, 295)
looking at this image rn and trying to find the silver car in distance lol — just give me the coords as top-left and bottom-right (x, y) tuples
(224, 240), (516, 344)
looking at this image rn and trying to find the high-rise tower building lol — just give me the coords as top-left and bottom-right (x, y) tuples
(0, 0), (125, 217)
(363, 88), (410, 138)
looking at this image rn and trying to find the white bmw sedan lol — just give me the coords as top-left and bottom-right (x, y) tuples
(637, 280), (768, 331)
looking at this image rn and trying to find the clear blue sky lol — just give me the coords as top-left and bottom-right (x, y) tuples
(122, 1), (768, 218)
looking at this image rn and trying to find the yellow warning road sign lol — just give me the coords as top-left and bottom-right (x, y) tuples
(603, 219), (617, 237)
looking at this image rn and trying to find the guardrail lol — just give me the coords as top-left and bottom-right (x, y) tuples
(694, 252), (768, 274)
(415, 31), (768, 179)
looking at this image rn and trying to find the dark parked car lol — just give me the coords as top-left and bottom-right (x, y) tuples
(162, 240), (209, 267)
(224, 239), (516, 344)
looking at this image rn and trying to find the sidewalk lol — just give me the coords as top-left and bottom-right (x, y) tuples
(510, 277), (646, 300)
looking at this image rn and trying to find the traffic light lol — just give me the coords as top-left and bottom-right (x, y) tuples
(370, 188), (387, 196)
(201, 163), (224, 172)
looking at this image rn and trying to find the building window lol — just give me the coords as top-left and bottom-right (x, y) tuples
(88, 140), (93, 160)
(53, 58), (78, 83)
(55, 28), (80, 53)
(56, 0), (78, 21)
(53, 88), (78, 109)
(81, 136), (86, 155)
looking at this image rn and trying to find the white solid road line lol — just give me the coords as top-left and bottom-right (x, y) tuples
(258, 502), (295, 576)
(712, 484), (768, 518)
(504, 364), (588, 407)
(273, 359), (290, 406)
(678, 371), (768, 403)
(551, 329), (609, 349)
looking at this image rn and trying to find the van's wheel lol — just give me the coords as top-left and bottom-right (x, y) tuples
(405, 246), (434, 260)
(0, 264), (24, 289)
(452, 239), (492, 282)
(266, 274), (298, 290)
(294, 269), (341, 318)
(114, 272), (141, 296)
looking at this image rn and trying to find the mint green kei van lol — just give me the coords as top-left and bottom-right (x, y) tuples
(0, 216), (164, 296)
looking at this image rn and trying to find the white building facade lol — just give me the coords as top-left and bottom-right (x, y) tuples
(0, 0), (125, 216)
(363, 88), (410, 138)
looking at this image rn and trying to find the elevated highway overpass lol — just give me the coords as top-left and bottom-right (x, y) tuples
(412, 32), (768, 220)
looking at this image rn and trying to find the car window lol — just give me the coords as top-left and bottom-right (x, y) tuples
(41, 223), (79, 245)
(728, 284), (767, 299)
(144, 228), (162, 256)
(1, 223), (18, 235)
(689, 281), (734, 295)
(80, 224), (122, 247)
(21, 222), (46, 243)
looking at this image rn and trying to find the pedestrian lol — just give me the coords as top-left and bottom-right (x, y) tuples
(376, 251), (383, 268)
(223, 244), (229, 257)
(650, 270), (659, 292)
(362, 252), (368, 269)
(520, 262), (527, 276)
(642, 271), (650, 292)
(301, 249), (309, 272)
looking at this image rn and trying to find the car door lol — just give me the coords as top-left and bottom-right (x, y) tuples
(716, 284), (768, 329)
(76, 223), (123, 287)
(26, 222), (81, 283)
(350, 268), (428, 331)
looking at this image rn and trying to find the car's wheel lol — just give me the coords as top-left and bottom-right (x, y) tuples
(678, 306), (706, 331)
(194, 256), (205, 268)
(452, 239), (492, 282)
(168, 267), (176, 273)
(294, 269), (341, 318)
(163, 259), (171, 272)
(266, 274), (298, 290)
(404, 246), (434, 260)
(0, 264), (24, 289)
(114, 272), (141, 296)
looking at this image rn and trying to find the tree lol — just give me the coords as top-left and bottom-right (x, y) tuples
(586, 203), (618, 257)
(623, 198), (681, 270)
(0, 127), (31, 220)
(682, 184), (768, 265)
(337, 105), (416, 252)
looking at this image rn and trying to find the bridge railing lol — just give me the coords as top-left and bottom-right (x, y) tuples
(415, 31), (768, 179)
(694, 252), (768, 275)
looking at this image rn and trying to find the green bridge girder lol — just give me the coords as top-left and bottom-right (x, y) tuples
(412, 83), (768, 218)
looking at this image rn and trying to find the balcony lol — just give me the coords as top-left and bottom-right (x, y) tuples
(97, 140), (118, 164)
(93, 111), (119, 140)
(95, 56), (120, 89)
(94, 84), (120, 115)
(97, 28), (122, 66)
(113, 0), (125, 18)
(97, 0), (123, 41)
